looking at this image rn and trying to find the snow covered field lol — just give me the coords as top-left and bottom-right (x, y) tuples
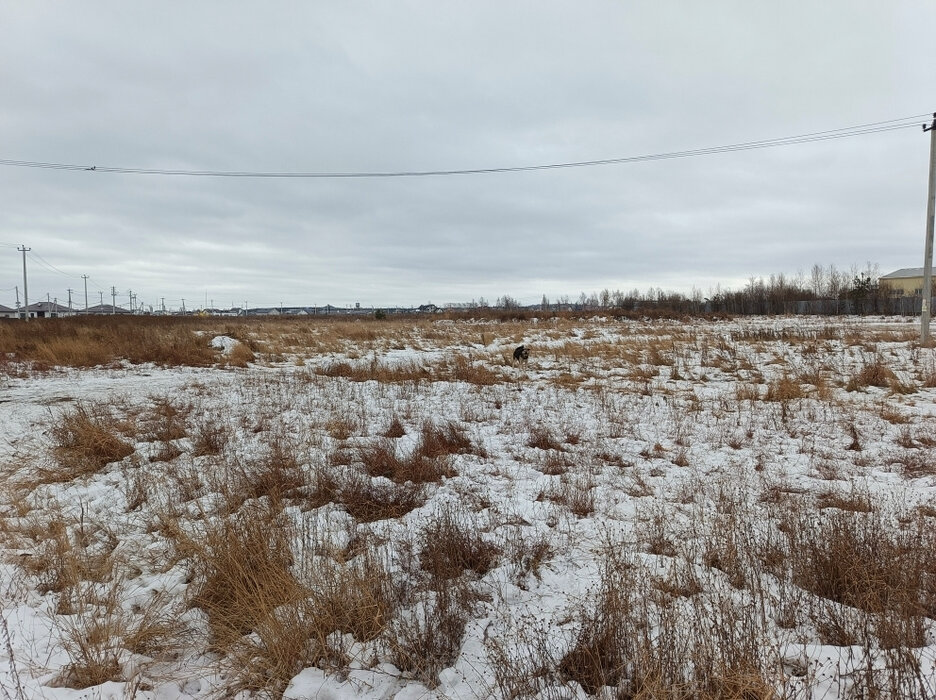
(2, 315), (936, 699)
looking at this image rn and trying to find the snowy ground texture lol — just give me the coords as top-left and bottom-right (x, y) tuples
(3, 315), (936, 699)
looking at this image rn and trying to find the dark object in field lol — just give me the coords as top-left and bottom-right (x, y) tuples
(513, 345), (529, 363)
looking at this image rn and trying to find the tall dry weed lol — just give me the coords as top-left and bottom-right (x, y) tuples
(46, 403), (134, 481)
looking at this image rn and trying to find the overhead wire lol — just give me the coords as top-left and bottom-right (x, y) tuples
(0, 113), (929, 179)
(27, 251), (81, 278)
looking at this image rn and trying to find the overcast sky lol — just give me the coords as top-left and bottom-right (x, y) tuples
(2, 2), (935, 311)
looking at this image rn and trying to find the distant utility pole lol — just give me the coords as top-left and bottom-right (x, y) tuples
(17, 245), (30, 321)
(161, 297), (165, 314)
(127, 289), (133, 314)
(67, 288), (73, 310)
(82, 275), (89, 313)
(111, 286), (117, 315)
(922, 113), (936, 345)
(181, 298), (186, 315)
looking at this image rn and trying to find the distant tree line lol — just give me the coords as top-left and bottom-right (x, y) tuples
(446, 263), (931, 318)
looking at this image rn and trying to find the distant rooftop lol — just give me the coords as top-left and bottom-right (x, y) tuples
(880, 268), (925, 279)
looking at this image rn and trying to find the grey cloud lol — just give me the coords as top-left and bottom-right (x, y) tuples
(1, 1), (934, 308)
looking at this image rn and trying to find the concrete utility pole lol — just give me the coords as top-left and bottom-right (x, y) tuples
(111, 286), (117, 315)
(67, 288), (73, 310)
(82, 275), (89, 313)
(922, 113), (936, 345)
(17, 245), (30, 320)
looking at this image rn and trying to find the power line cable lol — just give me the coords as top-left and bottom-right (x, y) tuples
(0, 114), (928, 179)
(27, 251), (81, 278)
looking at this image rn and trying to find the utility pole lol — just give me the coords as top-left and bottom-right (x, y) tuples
(17, 245), (30, 321)
(161, 297), (165, 314)
(67, 288), (73, 310)
(111, 286), (117, 315)
(923, 113), (936, 345)
(181, 298), (186, 315)
(82, 275), (89, 314)
(127, 289), (133, 314)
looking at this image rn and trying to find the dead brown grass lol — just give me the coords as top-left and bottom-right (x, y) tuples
(0, 316), (224, 368)
(46, 403), (135, 481)
(779, 507), (936, 649)
(183, 503), (304, 650)
(846, 357), (898, 392)
(338, 472), (425, 523)
(359, 424), (474, 487)
(419, 507), (501, 583)
(764, 374), (805, 402)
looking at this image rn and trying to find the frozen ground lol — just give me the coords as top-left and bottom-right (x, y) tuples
(2, 315), (936, 699)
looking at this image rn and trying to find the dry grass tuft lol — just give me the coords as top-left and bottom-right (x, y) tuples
(183, 503), (304, 650)
(764, 374), (805, 402)
(417, 420), (479, 458)
(338, 472), (425, 523)
(54, 583), (181, 689)
(222, 441), (306, 512)
(780, 507), (936, 648)
(360, 421), (477, 484)
(46, 403), (135, 481)
(540, 476), (595, 517)
(382, 415), (407, 438)
(222, 341), (256, 367)
(527, 426), (566, 451)
(191, 417), (229, 457)
(419, 507), (501, 583)
(846, 357), (897, 392)
(387, 585), (474, 688)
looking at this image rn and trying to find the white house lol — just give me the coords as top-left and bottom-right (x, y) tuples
(25, 301), (77, 318)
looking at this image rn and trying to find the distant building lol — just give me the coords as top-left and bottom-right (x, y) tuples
(880, 268), (926, 296)
(0, 304), (18, 320)
(85, 304), (130, 315)
(25, 301), (76, 318)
